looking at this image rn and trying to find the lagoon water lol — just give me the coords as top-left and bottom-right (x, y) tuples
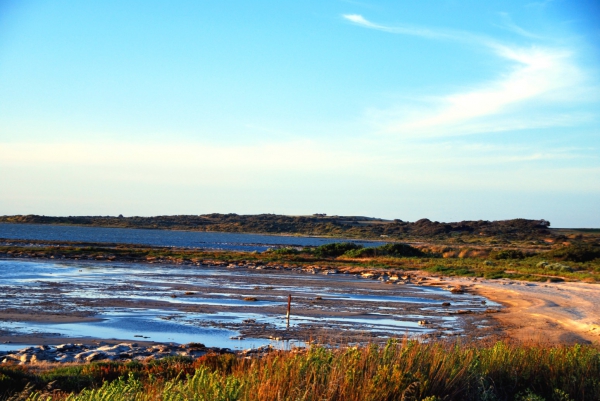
(0, 224), (498, 349)
(0, 258), (496, 349)
(0, 223), (383, 252)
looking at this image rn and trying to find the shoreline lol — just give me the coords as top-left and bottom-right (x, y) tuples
(440, 276), (600, 344)
(0, 253), (598, 364)
(0, 257), (497, 361)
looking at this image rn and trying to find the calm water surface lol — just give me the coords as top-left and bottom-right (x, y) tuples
(0, 223), (383, 252)
(0, 259), (497, 348)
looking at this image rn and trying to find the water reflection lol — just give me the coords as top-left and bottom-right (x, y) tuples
(0, 259), (496, 347)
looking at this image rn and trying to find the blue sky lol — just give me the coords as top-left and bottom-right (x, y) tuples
(1, 1), (599, 227)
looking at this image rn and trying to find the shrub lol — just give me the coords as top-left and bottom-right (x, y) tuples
(271, 247), (299, 255)
(545, 263), (573, 273)
(544, 245), (600, 262)
(427, 265), (476, 276)
(311, 242), (363, 258)
(491, 249), (525, 260)
(377, 243), (425, 257)
(343, 243), (424, 258)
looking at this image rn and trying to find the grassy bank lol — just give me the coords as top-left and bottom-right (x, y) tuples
(2, 340), (599, 400)
(1, 240), (599, 282)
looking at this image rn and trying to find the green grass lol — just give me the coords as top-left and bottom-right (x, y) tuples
(3, 340), (600, 400)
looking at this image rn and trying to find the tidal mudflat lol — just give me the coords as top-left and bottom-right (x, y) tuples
(0, 259), (498, 352)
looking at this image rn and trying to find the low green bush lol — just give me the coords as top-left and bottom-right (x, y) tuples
(491, 249), (525, 260)
(543, 245), (600, 262)
(311, 242), (363, 258)
(343, 243), (425, 258)
(271, 247), (299, 255)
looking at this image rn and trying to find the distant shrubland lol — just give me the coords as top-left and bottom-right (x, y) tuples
(0, 214), (554, 241)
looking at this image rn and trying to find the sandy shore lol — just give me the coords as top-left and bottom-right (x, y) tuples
(438, 276), (600, 344)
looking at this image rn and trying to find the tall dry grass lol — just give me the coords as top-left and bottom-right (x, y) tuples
(3, 339), (599, 400)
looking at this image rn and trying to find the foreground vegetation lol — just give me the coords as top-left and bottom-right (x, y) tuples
(1, 340), (599, 400)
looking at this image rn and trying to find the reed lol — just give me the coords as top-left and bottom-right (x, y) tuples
(3, 339), (599, 400)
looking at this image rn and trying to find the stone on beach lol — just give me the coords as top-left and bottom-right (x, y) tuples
(0, 342), (219, 365)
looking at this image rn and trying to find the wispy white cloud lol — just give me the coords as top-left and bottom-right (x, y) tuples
(385, 46), (586, 137)
(342, 14), (455, 40)
(497, 12), (544, 39)
(344, 14), (592, 138)
(342, 14), (494, 46)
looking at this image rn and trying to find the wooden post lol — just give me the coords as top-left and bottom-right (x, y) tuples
(286, 294), (292, 329)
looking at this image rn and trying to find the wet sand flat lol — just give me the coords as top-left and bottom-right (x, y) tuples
(0, 259), (497, 349)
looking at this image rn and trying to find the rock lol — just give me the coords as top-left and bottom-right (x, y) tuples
(152, 345), (172, 353)
(55, 354), (75, 363)
(85, 352), (107, 362)
(74, 351), (96, 361)
(3, 339), (256, 365)
(3, 354), (20, 363)
(56, 343), (75, 352)
(96, 344), (132, 353)
(442, 302), (451, 307)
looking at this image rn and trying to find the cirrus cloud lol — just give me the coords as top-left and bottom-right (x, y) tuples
(344, 14), (595, 138)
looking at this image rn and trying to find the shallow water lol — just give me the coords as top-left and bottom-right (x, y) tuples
(0, 223), (383, 252)
(0, 259), (497, 348)
(0, 311), (271, 350)
(0, 344), (36, 352)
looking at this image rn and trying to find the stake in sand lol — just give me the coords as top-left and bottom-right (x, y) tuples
(287, 294), (292, 329)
